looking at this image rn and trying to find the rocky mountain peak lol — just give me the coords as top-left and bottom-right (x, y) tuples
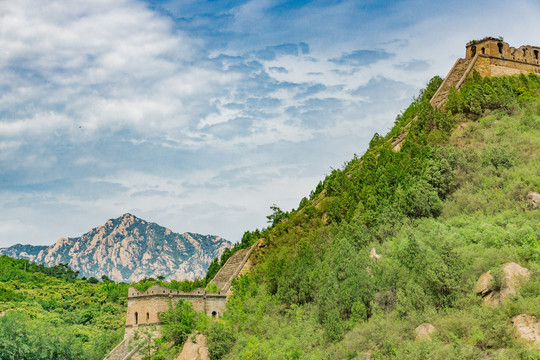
(0, 215), (231, 282)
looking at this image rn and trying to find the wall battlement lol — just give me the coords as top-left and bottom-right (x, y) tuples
(121, 239), (261, 340)
(466, 37), (540, 65)
(124, 284), (228, 339)
(430, 38), (540, 109)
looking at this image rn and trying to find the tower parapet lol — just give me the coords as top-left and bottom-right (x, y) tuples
(430, 37), (540, 109)
(466, 37), (540, 65)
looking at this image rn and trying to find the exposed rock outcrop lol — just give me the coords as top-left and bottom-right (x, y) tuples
(475, 262), (530, 305)
(369, 248), (381, 261)
(526, 191), (540, 209)
(176, 334), (210, 360)
(0, 244), (48, 262)
(511, 314), (540, 347)
(415, 323), (436, 341)
(0, 214), (231, 282)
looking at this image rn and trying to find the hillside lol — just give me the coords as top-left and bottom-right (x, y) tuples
(0, 213), (231, 282)
(204, 72), (540, 359)
(0, 255), (129, 360)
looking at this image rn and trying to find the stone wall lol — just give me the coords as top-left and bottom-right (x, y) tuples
(472, 55), (540, 77)
(466, 37), (540, 66)
(114, 239), (259, 351)
(124, 284), (227, 339)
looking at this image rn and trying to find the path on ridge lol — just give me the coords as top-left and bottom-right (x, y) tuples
(430, 57), (474, 109)
(211, 240), (260, 292)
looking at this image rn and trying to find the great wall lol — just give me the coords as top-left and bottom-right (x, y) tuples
(392, 37), (540, 152)
(104, 38), (540, 360)
(104, 240), (260, 360)
(430, 37), (540, 109)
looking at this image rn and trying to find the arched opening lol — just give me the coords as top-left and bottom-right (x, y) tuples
(146, 312), (150, 322)
(534, 50), (539, 60)
(497, 42), (503, 54)
(211, 311), (217, 317)
(523, 48), (527, 57)
(471, 45), (476, 57)
(481, 47), (485, 54)
(135, 312), (138, 325)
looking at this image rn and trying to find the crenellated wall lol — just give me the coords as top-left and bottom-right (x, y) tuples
(120, 240), (262, 342)
(124, 285), (227, 339)
(466, 37), (540, 65)
(430, 38), (540, 110)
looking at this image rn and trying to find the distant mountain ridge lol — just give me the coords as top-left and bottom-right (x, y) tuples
(0, 213), (231, 282)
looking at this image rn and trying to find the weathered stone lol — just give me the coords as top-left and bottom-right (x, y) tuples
(511, 314), (540, 347)
(176, 334), (210, 360)
(526, 191), (540, 209)
(475, 262), (530, 305)
(500, 262), (530, 298)
(431, 38), (540, 110)
(415, 323), (436, 341)
(369, 248), (381, 261)
(474, 271), (493, 296)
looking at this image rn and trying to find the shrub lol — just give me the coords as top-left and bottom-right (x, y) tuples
(207, 322), (236, 360)
(402, 180), (443, 218)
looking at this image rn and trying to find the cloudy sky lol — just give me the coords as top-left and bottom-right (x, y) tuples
(1, 0), (539, 247)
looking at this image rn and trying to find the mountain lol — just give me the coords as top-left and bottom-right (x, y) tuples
(0, 243), (48, 262)
(202, 72), (540, 357)
(0, 213), (231, 282)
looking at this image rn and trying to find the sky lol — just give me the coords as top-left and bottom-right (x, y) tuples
(1, 0), (539, 247)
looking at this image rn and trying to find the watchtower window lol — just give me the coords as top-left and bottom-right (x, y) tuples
(498, 42), (503, 54)
(481, 47), (485, 54)
(146, 312), (150, 322)
(534, 50), (539, 60)
(471, 45), (476, 57)
(135, 312), (138, 325)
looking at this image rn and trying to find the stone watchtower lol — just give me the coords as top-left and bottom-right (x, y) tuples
(466, 37), (539, 65)
(104, 240), (261, 360)
(430, 37), (540, 109)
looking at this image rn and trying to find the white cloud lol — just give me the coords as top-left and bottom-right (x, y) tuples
(2, 0), (540, 248)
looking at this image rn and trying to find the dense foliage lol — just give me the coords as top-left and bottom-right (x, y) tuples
(0, 256), (129, 360)
(205, 72), (540, 359)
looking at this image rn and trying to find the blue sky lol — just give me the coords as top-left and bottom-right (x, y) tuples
(1, 0), (539, 247)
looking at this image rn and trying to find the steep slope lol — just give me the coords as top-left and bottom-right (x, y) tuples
(1, 213), (231, 282)
(205, 73), (540, 359)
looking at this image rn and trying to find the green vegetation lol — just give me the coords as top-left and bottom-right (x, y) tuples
(205, 72), (540, 359)
(0, 256), (129, 360)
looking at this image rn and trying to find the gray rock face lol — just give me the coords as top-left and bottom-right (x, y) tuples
(0, 244), (48, 262)
(0, 214), (231, 282)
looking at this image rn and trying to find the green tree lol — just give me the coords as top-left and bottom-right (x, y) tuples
(158, 299), (197, 346)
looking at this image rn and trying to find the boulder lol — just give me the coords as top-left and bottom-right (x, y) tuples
(526, 191), (540, 209)
(176, 334), (209, 360)
(415, 323), (436, 341)
(475, 262), (530, 305)
(474, 271), (493, 296)
(511, 314), (540, 347)
(499, 262), (530, 298)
